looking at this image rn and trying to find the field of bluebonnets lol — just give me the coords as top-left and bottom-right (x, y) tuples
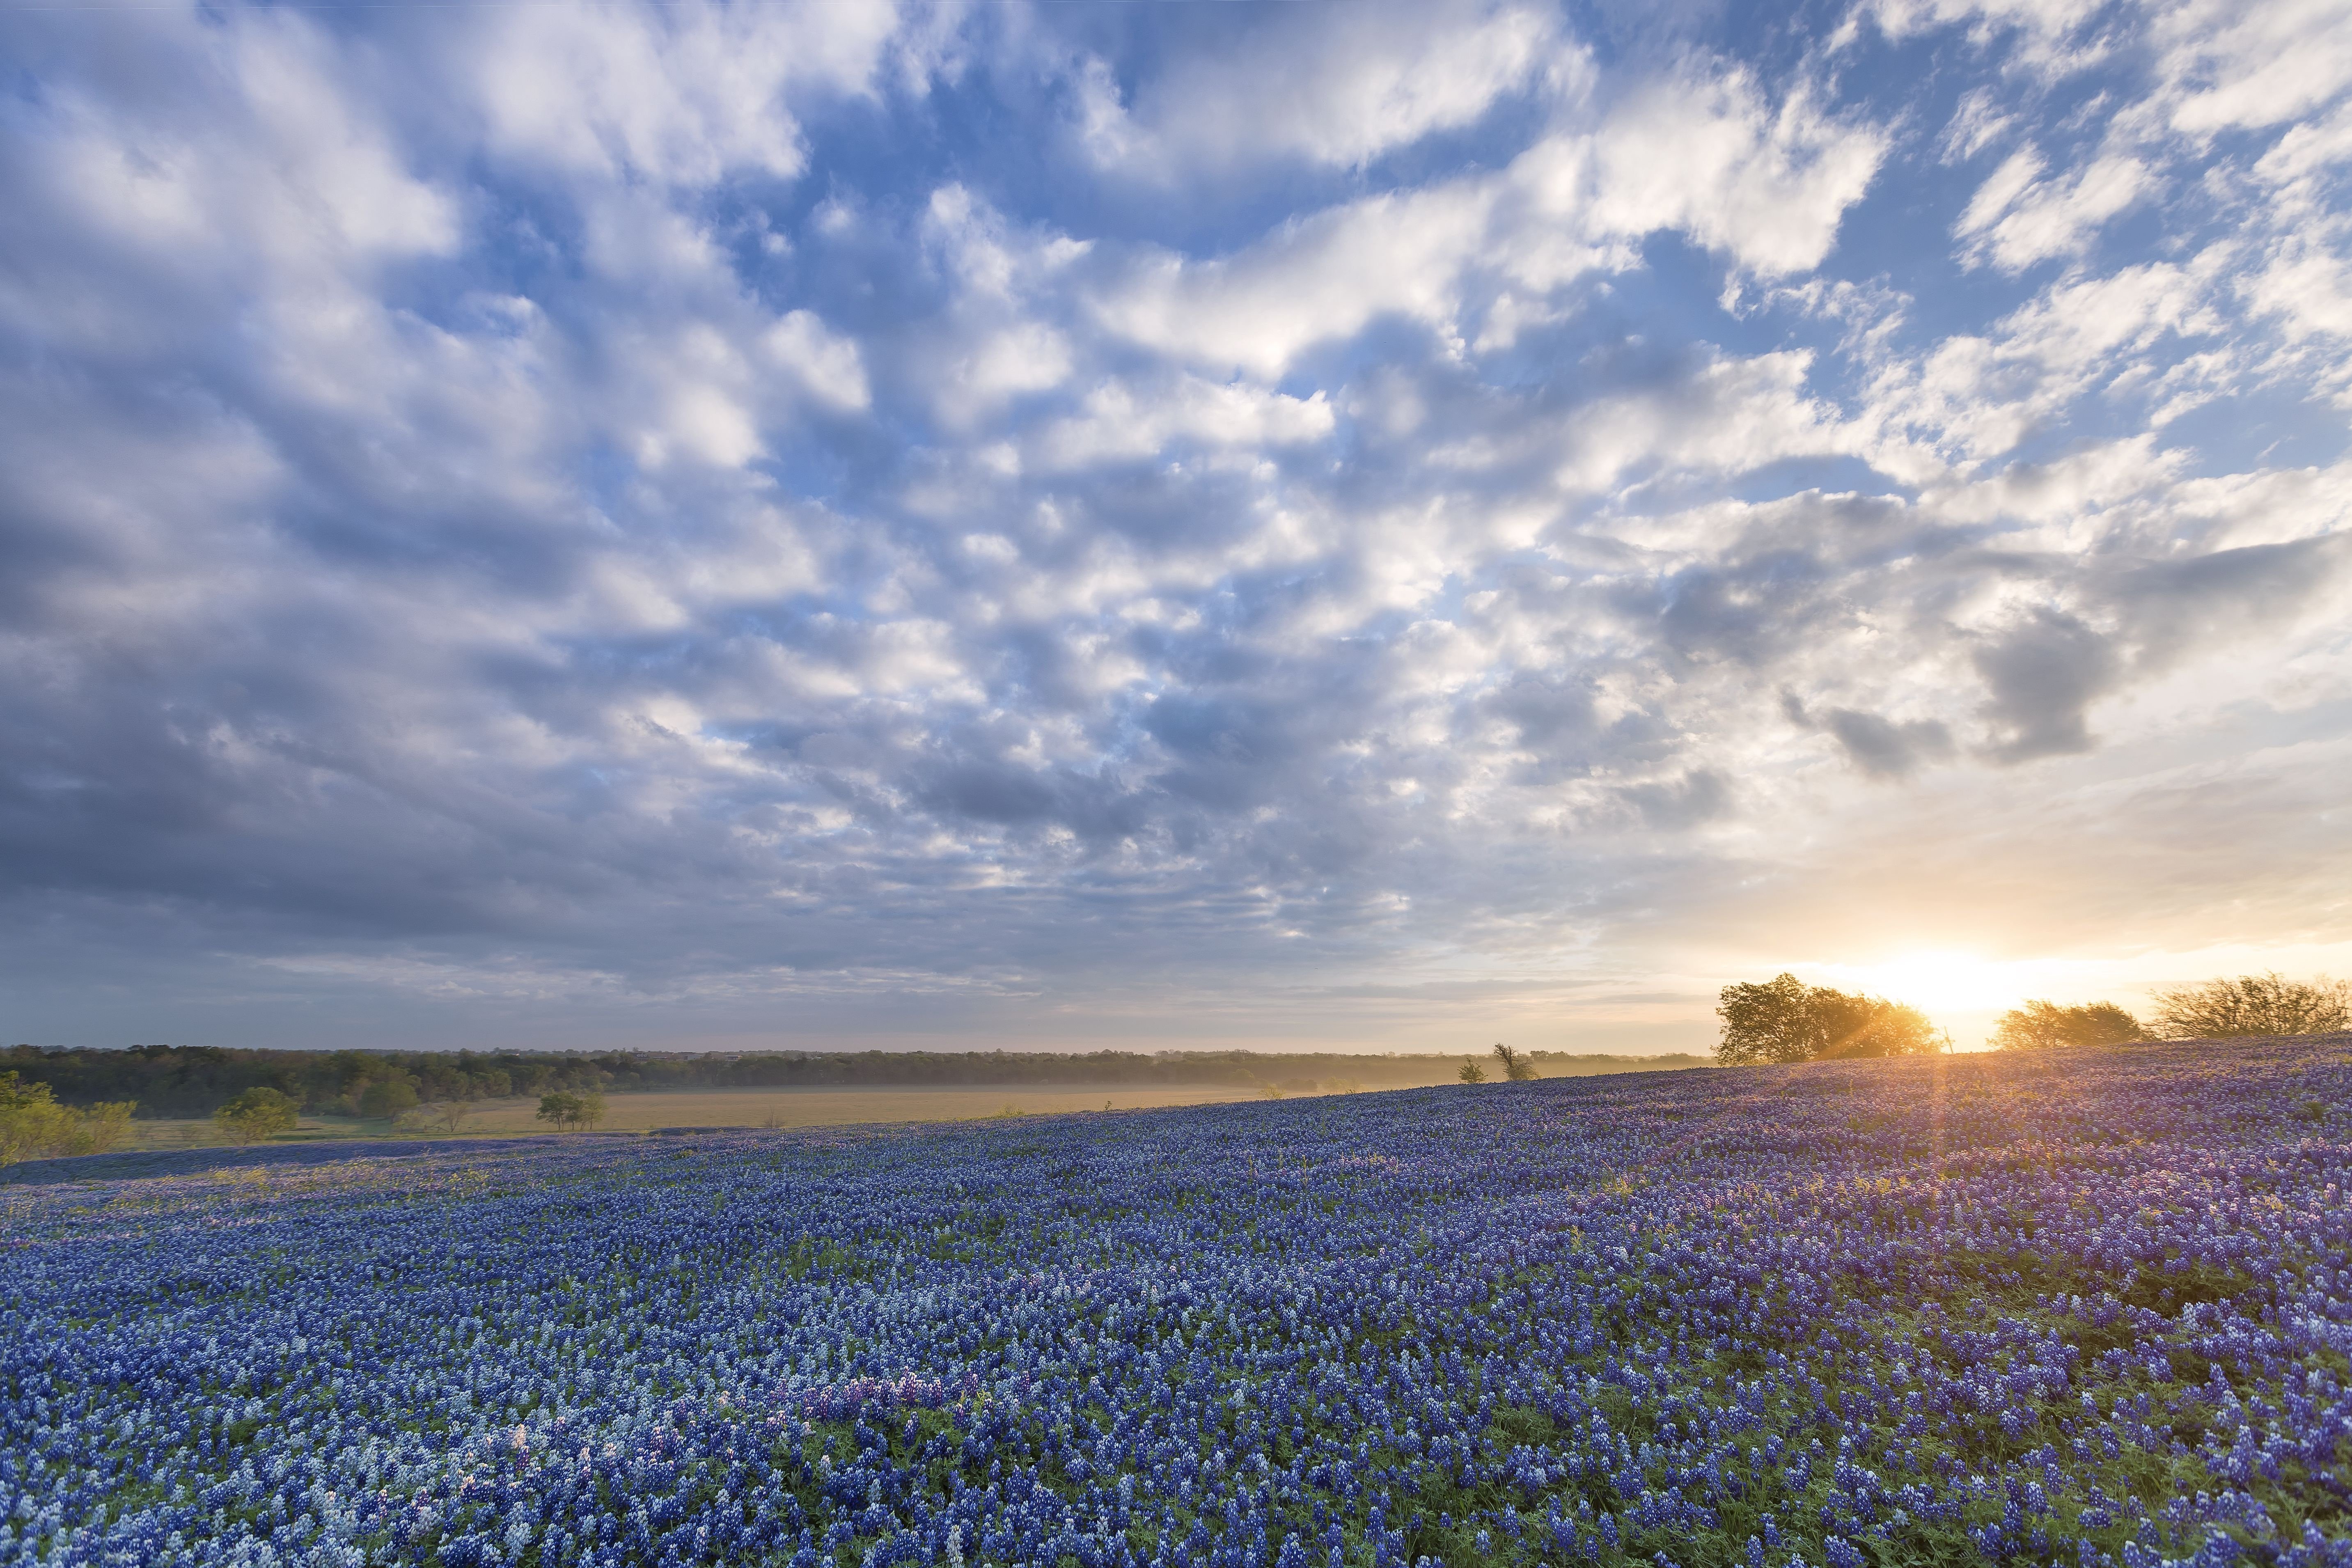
(6, 1041), (2352, 1568)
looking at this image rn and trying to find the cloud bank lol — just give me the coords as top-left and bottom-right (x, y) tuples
(1, 0), (2347, 1052)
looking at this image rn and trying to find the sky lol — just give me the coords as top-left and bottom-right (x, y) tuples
(2, 0), (2348, 1058)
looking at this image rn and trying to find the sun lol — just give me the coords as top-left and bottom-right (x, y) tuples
(1810, 951), (2021, 1014)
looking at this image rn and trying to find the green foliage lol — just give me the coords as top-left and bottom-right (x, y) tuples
(1992, 999), (2144, 1049)
(1490, 1043), (1538, 1081)
(357, 1069), (420, 1119)
(2150, 971), (2350, 1038)
(1458, 1058), (1488, 1084)
(211, 1086), (298, 1144)
(1716, 973), (1944, 1064)
(536, 1089), (605, 1131)
(0, 1071), (137, 1164)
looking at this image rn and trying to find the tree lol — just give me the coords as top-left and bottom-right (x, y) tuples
(212, 1087), (298, 1144)
(429, 1099), (471, 1135)
(1716, 974), (1945, 1065)
(358, 1070), (420, 1120)
(536, 1091), (582, 1131)
(1458, 1057), (1488, 1084)
(576, 1089), (607, 1130)
(2150, 973), (2351, 1038)
(1491, 1043), (1537, 1081)
(1992, 1000), (2144, 1050)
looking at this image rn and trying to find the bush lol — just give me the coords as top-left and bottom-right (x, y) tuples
(1992, 999), (2144, 1049)
(1716, 974), (1944, 1064)
(1457, 1058), (1487, 1084)
(2150, 972), (2350, 1038)
(0, 1072), (137, 1164)
(212, 1087), (298, 1144)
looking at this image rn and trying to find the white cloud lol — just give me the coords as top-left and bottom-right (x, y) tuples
(2156, 0), (2352, 135)
(1081, 2), (1565, 176)
(1091, 66), (1882, 376)
(1955, 147), (2150, 271)
(766, 311), (872, 412)
(468, 0), (903, 185)
(1029, 378), (1334, 470)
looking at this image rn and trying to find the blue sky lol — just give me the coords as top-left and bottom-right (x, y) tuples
(2, 0), (2348, 1056)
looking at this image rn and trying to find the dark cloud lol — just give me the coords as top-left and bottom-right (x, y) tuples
(1975, 610), (2118, 763)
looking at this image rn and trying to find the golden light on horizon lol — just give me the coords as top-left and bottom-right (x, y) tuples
(1804, 951), (2025, 1016)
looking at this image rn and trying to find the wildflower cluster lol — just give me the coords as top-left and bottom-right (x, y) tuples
(5, 1042), (2350, 1568)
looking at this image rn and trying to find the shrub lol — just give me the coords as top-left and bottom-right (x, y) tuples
(1992, 999), (2144, 1049)
(0, 1072), (137, 1163)
(212, 1087), (298, 1144)
(1457, 1057), (1487, 1084)
(2150, 972), (2350, 1038)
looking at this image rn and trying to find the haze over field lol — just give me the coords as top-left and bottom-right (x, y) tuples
(1, 0), (2347, 1055)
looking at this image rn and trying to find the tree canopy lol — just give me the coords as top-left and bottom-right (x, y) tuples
(1715, 974), (1943, 1065)
(1991, 1000), (2144, 1050)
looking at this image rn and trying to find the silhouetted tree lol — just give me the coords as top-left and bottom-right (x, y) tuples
(1458, 1058), (1488, 1084)
(1716, 974), (1944, 1064)
(2150, 973), (2350, 1038)
(1992, 1000), (2143, 1049)
(1491, 1043), (1537, 1081)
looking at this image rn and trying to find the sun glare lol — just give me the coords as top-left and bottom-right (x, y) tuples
(1807, 951), (2022, 1014)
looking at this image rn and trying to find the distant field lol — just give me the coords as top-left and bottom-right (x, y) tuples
(450, 1083), (1289, 1133)
(116, 1081), (1388, 1146)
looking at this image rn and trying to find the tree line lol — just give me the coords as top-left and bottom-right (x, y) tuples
(1, 1042), (1707, 1118)
(1715, 970), (2349, 1063)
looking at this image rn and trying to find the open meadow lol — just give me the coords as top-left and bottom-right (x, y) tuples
(5, 1042), (2350, 1568)
(108, 1085), (1304, 1150)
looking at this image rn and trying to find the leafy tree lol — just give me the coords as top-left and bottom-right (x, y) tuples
(1716, 974), (1945, 1065)
(429, 1099), (470, 1135)
(576, 1089), (606, 1130)
(536, 1091), (582, 1131)
(1491, 1043), (1538, 1081)
(212, 1087), (297, 1144)
(2150, 972), (2351, 1038)
(1992, 1000), (2144, 1049)
(1458, 1057), (1488, 1084)
(358, 1069), (420, 1120)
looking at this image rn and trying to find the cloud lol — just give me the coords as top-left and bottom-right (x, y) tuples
(1955, 147), (2150, 271)
(1080, 1), (1566, 176)
(1973, 610), (2119, 761)
(0, 0), (2346, 1053)
(1090, 66), (1882, 377)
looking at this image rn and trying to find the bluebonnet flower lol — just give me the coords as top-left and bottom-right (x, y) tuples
(4, 1041), (2349, 1566)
